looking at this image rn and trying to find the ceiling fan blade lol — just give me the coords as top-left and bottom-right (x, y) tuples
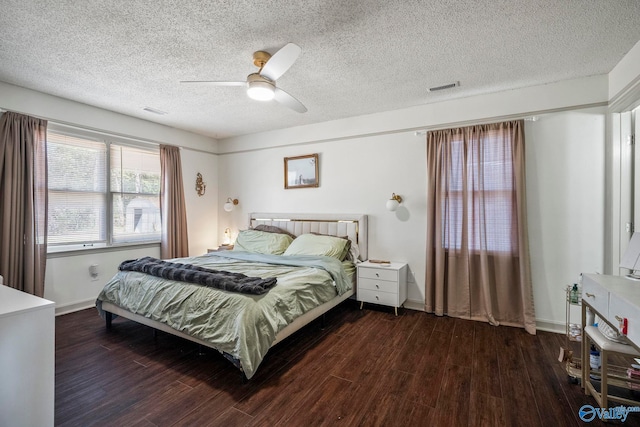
(274, 87), (307, 113)
(260, 43), (301, 81)
(180, 81), (246, 86)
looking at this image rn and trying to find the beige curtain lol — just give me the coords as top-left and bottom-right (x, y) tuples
(425, 120), (536, 334)
(160, 144), (189, 259)
(0, 111), (48, 297)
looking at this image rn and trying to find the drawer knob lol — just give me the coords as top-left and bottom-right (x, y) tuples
(585, 292), (595, 298)
(376, 295), (379, 300)
(375, 273), (379, 277)
(376, 284), (379, 289)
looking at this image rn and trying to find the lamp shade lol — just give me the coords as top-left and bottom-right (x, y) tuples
(223, 198), (238, 212)
(386, 199), (399, 211)
(386, 193), (402, 211)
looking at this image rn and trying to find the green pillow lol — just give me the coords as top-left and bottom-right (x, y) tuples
(233, 229), (293, 255)
(283, 233), (350, 260)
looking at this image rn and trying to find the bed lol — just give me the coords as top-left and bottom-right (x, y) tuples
(96, 213), (368, 380)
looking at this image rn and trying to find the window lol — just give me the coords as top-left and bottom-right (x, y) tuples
(110, 145), (161, 243)
(47, 129), (161, 250)
(441, 130), (515, 253)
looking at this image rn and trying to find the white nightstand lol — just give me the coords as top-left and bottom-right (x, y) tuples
(357, 261), (408, 316)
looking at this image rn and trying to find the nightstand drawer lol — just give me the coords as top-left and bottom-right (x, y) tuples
(358, 288), (398, 306)
(358, 277), (398, 294)
(583, 274), (609, 318)
(358, 267), (398, 282)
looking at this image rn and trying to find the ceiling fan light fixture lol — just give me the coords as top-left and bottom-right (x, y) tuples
(247, 74), (275, 101)
(181, 44), (305, 111)
(247, 82), (275, 101)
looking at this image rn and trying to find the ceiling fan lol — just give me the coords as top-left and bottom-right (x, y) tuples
(181, 43), (307, 113)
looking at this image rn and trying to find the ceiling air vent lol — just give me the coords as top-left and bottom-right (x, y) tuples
(427, 81), (460, 93)
(142, 106), (168, 115)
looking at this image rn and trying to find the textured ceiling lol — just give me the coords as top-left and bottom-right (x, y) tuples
(1, 0), (639, 139)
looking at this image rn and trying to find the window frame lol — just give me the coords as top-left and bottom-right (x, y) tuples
(46, 125), (162, 254)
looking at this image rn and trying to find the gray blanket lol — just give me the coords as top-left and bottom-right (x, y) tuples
(118, 256), (277, 294)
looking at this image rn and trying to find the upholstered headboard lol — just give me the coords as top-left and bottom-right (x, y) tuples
(248, 213), (368, 261)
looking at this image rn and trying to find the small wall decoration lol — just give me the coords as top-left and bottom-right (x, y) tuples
(195, 172), (206, 196)
(284, 153), (319, 189)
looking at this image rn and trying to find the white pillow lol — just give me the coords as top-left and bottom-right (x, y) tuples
(283, 234), (350, 260)
(232, 229), (293, 255)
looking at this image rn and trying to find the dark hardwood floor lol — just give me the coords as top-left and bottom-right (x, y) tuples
(55, 302), (640, 426)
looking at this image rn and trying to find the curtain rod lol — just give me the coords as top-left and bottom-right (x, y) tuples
(414, 116), (540, 136)
(412, 115), (545, 136)
(410, 102), (608, 137)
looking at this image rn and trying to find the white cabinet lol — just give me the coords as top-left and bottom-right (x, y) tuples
(580, 274), (640, 409)
(357, 261), (407, 315)
(0, 285), (55, 427)
(582, 273), (640, 341)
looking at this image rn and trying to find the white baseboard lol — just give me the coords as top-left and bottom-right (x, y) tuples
(55, 298), (96, 316)
(402, 299), (565, 335)
(403, 299), (425, 312)
(535, 319), (566, 334)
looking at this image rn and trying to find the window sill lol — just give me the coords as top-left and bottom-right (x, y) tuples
(46, 241), (160, 258)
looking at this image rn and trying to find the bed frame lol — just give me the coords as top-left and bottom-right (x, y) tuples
(100, 213), (367, 376)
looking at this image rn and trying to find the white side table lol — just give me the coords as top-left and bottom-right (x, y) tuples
(357, 261), (407, 315)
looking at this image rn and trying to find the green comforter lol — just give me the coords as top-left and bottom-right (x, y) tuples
(96, 251), (354, 379)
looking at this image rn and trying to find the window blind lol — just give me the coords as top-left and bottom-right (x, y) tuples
(47, 132), (107, 245)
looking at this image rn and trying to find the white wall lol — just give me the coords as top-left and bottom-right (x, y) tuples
(181, 148), (219, 255)
(0, 82), (219, 313)
(526, 108), (605, 328)
(45, 247), (160, 315)
(219, 130), (428, 302)
(218, 78), (609, 330)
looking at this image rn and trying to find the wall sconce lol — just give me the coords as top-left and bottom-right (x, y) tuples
(386, 193), (403, 211)
(195, 173), (206, 197)
(224, 197), (239, 212)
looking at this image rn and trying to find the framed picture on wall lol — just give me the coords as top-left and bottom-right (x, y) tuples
(284, 153), (319, 189)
